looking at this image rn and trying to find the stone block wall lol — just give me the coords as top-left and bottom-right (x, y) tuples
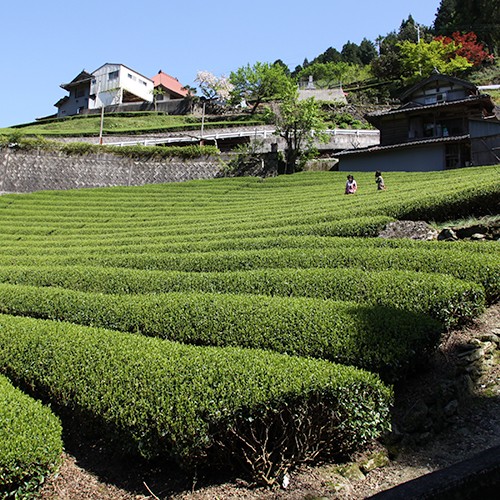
(0, 148), (224, 193)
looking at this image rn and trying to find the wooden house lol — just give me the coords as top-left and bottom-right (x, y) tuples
(55, 65), (190, 117)
(55, 70), (94, 117)
(336, 73), (500, 171)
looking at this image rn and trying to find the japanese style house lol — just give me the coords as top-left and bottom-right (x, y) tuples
(336, 73), (500, 171)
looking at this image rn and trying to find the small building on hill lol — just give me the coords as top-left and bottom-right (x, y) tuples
(55, 64), (190, 117)
(336, 73), (500, 171)
(298, 76), (347, 104)
(89, 63), (154, 110)
(54, 70), (94, 117)
(152, 70), (189, 100)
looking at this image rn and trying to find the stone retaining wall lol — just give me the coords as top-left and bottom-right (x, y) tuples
(0, 148), (224, 193)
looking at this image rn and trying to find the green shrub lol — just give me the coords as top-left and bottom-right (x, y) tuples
(0, 314), (392, 485)
(0, 374), (62, 498)
(1, 137), (219, 159)
(104, 144), (220, 159)
(0, 265), (485, 328)
(0, 284), (442, 381)
(7, 244), (493, 303)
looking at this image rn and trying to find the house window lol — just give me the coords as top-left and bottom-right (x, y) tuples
(108, 70), (119, 80)
(76, 88), (85, 98)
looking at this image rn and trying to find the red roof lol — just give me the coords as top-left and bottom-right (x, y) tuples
(152, 71), (189, 98)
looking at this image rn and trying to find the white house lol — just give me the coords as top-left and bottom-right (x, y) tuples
(56, 63), (154, 117)
(89, 63), (154, 109)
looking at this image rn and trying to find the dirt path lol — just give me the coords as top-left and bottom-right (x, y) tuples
(40, 304), (500, 500)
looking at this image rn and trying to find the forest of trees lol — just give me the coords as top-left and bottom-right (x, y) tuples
(196, 0), (498, 108)
(286, 0), (498, 97)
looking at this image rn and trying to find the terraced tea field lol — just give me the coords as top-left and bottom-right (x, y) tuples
(0, 166), (498, 495)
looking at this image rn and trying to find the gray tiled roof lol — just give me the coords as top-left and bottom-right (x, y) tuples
(367, 95), (490, 118)
(336, 134), (470, 156)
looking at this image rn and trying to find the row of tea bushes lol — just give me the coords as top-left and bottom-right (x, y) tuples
(0, 210), (394, 241)
(0, 225), (496, 260)
(384, 182), (500, 222)
(0, 284), (442, 381)
(0, 265), (485, 328)
(0, 166), (497, 488)
(0, 167), (496, 241)
(0, 374), (62, 498)
(1, 244), (494, 302)
(0, 314), (392, 486)
(0, 216), (396, 255)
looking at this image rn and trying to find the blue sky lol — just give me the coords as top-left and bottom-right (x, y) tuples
(1, 0), (441, 127)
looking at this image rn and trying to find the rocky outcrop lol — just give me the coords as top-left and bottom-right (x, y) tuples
(378, 220), (499, 241)
(437, 222), (500, 241)
(378, 221), (439, 240)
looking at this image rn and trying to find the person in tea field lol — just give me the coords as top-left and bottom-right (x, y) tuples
(375, 171), (386, 190)
(345, 174), (357, 194)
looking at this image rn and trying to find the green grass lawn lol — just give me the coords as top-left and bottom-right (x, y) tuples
(0, 112), (268, 137)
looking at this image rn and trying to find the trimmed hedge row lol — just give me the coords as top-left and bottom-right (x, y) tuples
(2, 244), (494, 302)
(0, 284), (442, 381)
(0, 265), (485, 328)
(0, 314), (392, 485)
(387, 183), (500, 222)
(0, 225), (497, 259)
(0, 205), (394, 240)
(0, 217), (396, 255)
(1, 137), (220, 159)
(0, 374), (62, 498)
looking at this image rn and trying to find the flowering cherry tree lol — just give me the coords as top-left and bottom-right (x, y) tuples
(195, 71), (234, 101)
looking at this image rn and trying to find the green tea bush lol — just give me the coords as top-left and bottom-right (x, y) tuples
(0, 314), (392, 485)
(0, 284), (442, 381)
(5, 244), (493, 303)
(0, 374), (62, 498)
(0, 163), (498, 484)
(0, 265), (485, 328)
(394, 184), (500, 222)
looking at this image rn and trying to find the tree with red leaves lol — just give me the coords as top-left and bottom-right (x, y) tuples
(435, 32), (494, 67)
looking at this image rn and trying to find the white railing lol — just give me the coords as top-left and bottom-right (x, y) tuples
(104, 128), (379, 147)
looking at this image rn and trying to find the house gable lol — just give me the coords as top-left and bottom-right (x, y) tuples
(399, 73), (478, 107)
(88, 63), (154, 109)
(365, 73), (497, 147)
(60, 70), (93, 92)
(55, 70), (93, 116)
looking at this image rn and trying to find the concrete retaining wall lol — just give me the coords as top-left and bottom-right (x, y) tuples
(0, 148), (224, 193)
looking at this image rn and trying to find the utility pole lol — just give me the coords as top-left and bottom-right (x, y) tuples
(200, 101), (206, 145)
(99, 103), (104, 145)
(96, 77), (105, 145)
